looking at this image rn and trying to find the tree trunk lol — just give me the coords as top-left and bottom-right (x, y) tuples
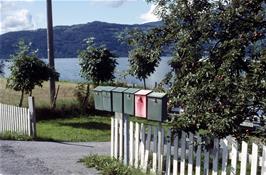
(19, 89), (24, 107)
(82, 83), (90, 113)
(143, 78), (146, 89)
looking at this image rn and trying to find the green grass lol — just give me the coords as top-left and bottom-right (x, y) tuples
(37, 115), (111, 142)
(0, 131), (33, 141)
(79, 154), (148, 175)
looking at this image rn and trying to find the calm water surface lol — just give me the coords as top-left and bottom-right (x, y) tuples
(3, 57), (171, 88)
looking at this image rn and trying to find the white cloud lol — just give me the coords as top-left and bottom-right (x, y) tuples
(140, 4), (160, 23)
(90, 0), (133, 8)
(0, 1), (34, 34)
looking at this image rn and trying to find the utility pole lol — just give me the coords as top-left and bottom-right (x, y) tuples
(46, 0), (56, 109)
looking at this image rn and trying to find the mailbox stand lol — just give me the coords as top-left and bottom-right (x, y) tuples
(94, 86), (169, 167)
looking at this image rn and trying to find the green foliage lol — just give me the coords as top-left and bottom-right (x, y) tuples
(145, 0), (266, 138)
(78, 38), (117, 84)
(0, 61), (4, 75)
(80, 154), (147, 175)
(0, 131), (33, 141)
(121, 29), (161, 89)
(7, 40), (59, 106)
(74, 83), (94, 113)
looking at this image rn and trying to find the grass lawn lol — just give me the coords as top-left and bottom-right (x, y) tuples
(37, 115), (111, 142)
(0, 78), (78, 108)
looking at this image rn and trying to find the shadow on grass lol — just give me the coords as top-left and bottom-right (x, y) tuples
(57, 121), (110, 130)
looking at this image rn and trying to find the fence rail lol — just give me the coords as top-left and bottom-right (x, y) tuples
(111, 114), (266, 175)
(0, 97), (36, 137)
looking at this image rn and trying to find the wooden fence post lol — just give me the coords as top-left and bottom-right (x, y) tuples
(28, 96), (36, 138)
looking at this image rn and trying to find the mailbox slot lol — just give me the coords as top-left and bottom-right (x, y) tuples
(112, 87), (128, 113)
(134, 90), (152, 118)
(123, 88), (140, 115)
(147, 92), (168, 121)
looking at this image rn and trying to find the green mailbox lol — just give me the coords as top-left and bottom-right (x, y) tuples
(112, 87), (128, 113)
(147, 92), (168, 121)
(102, 86), (116, 112)
(93, 86), (105, 110)
(123, 88), (140, 115)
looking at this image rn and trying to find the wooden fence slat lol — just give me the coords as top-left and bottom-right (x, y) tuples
(157, 124), (164, 173)
(173, 135), (179, 175)
(114, 115), (119, 159)
(251, 143), (258, 175)
(204, 147), (210, 175)
(119, 113), (123, 161)
(18, 106), (21, 133)
(129, 121), (134, 166)
(7, 105), (10, 132)
(15, 106), (19, 133)
(166, 129), (172, 175)
(152, 126), (158, 173)
(240, 141), (248, 175)
(144, 126), (152, 172)
(140, 123), (146, 168)
(230, 138), (238, 175)
(111, 116), (115, 157)
(195, 135), (202, 175)
(24, 108), (28, 135)
(221, 139), (228, 175)
(9, 106), (16, 132)
(212, 138), (219, 175)
(261, 146), (266, 175)
(123, 114), (129, 165)
(188, 132), (194, 175)
(180, 131), (186, 175)
(16, 107), (19, 132)
(25, 108), (29, 134)
(134, 122), (140, 168)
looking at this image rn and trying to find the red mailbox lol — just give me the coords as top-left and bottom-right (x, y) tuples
(134, 90), (152, 118)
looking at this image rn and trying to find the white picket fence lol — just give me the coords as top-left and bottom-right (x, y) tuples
(111, 113), (266, 175)
(0, 97), (36, 137)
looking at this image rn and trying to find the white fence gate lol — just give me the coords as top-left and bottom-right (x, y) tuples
(0, 97), (36, 137)
(111, 113), (266, 175)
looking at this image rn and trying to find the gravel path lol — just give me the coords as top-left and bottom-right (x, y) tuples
(0, 140), (110, 175)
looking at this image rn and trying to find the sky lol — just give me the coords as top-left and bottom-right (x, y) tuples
(0, 0), (159, 34)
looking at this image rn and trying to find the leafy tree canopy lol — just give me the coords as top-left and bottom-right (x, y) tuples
(78, 38), (117, 84)
(7, 40), (59, 106)
(121, 28), (162, 89)
(143, 0), (266, 138)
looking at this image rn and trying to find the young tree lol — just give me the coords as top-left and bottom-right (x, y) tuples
(145, 0), (266, 138)
(7, 41), (59, 107)
(77, 38), (117, 112)
(122, 29), (161, 89)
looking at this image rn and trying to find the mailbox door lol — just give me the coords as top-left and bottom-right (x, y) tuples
(102, 91), (112, 111)
(124, 93), (134, 115)
(94, 91), (103, 110)
(135, 95), (147, 118)
(112, 92), (123, 112)
(148, 97), (163, 121)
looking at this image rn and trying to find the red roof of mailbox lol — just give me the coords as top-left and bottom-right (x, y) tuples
(135, 90), (152, 96)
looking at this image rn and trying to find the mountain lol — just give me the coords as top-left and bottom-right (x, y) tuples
(0, 21), (162, 59)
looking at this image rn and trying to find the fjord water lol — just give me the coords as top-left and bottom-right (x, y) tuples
(3, 57), (171, 88)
